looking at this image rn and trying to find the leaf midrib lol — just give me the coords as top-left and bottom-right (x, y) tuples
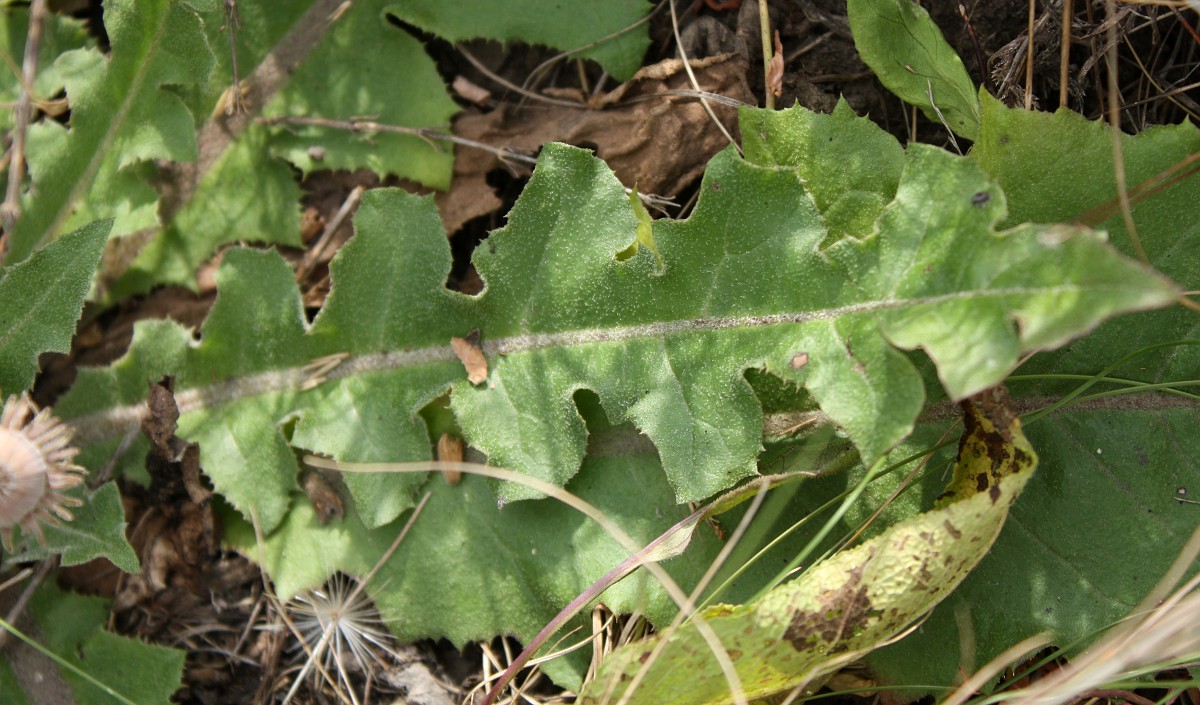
(65, 282), (1159, 445)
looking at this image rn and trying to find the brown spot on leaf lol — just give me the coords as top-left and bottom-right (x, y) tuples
(783, 563), (874, 654)
(944, 520), (962, 539)
(989, 484), (1002, 503)
(791, 352), (809, 369)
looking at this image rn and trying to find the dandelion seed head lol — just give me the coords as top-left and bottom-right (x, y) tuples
(0, 394), (86, 551)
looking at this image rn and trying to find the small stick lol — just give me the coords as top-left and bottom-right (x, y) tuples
(759, 0), (775, 110)
(1025, 0), (1036, 110)
(1060, 0), (1073, 109)
(295, 184), (364, 282)
(1104, 0), (1149, 263)
(259, 115), (538, 167)
(668, 0), (741, 155)
(459, 45), (586, 109)
(0, 0), (49, 263)
(222, 1), (245, 116)
(0, 558), (53, 650)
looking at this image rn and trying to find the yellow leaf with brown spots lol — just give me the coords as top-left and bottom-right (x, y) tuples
(579, 386), (1036, 705)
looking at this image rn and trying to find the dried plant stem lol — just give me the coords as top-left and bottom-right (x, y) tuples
(759, 0), (774, 110)
(1025, 0), (1036, 110)
(1104, 0), (1149, 264)
(606, 480), (773, 705)
(835, 422), (959, 552)
(940, 634), (1052, 705)
(221, 1), (245, 116)
(304, 457), (751, 705)
(458, 46), (587, 109)
(1060, 0), (1073, 109)
(668, 0), (741, 155)
(258, 115), (538, 167)
(521, 0), (668, 93)
(296, 185), (363, 283)
(0, 0), (48, 265)
(0, 614), (138, 705)
(1076, 149), (1200, 228)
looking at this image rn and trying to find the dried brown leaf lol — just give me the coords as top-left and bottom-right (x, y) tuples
(438, 53), (753, 234)
(436, 432), (464, 485)
(450, 329), (488, 385)
(767, 30), (784, 98)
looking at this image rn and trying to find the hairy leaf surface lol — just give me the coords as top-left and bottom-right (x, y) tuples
(848, 0), (979, 140)
(8, 0), (214, 263)
(61, 106), (1174, 535)
(25, 584), (184, 705)
(862, 93), (1200, 691)
(108, 0), (458, 297)
(0, 220), (109, 394)
(3, 483), (138, 573)
(54, 106), (1179, 689)
(58, 104), (1171, 527)
(225, 450), (727, 687)
(387, 0), (652, 81)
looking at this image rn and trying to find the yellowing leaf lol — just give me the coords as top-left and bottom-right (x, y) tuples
(616, 185), (663, 270)
(579, 387), (1037, 705)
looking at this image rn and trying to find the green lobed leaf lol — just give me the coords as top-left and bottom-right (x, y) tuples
(26, 584), (185, 705)
(862, 94), (1200, 692)
(49, 100), (1193, 698)
(740, 99), (905, 245)
(0, 219), (110, 395)
(388, 0), (652, 81)
(111, 126), (304, 299)
(108, 0), (458, 298)
(8, 0), (214, 263)
(61, 105), (1176, 536)
(224, 450), (728, 688)
(264, 1), (459, 184)
(848, 0), (980, 140)
(3, 483), (139, 573)
(0, 7), (92, 131)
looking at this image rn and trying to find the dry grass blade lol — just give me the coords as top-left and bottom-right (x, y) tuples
(998, 523), (1200, 705)
(667, 0), (741, 156)
(0, 0), (48, 254)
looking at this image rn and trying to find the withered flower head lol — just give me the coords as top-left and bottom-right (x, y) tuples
(0, 394), (87, 551)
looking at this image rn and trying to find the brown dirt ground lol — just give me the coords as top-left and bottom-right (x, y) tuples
(5, 1), (1200, 704)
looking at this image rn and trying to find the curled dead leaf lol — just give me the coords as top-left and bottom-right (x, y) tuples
(451, 329), (488, 385)
(767, 30), (784, 98)
(437, 433), (464, 485)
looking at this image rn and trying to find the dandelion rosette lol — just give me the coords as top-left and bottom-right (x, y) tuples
(0, 394), (87, 550)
